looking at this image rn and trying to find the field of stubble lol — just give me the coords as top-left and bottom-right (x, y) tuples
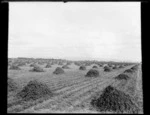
(7, 62), (143, 113)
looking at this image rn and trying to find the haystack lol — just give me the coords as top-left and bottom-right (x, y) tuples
(53, 67), (64, 74)
(58, 62), (63, 65)
(104, 66), (111, 72)
(93, 65), (98, 68)
(91, 86), (139, 113)
(30, 66), (44, 72)
(45, 64), (51, 68)
(8, 78), (18, 92)
(98, 64), (103, 67)
(119, 65), (124, 68)
(16, 80), (52, 101)
(115, 73), (130, 80)
(124, 69), (134, 73)
(9, 65), (21, 70)
(85, 69), (99, 77)
(131, 65), (138, 71)
(79, 65), (86, 70)
(30, 63), (36, 67)
(112, 66), (117, 69)
(62, 65), (70, 69)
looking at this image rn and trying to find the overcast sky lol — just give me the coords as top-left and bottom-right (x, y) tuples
(9, 2), (141, 62)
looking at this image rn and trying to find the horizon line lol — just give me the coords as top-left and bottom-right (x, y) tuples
(8, 56), (141, 63)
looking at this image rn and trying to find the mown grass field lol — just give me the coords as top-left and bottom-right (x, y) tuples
(7, 62), (143, 113)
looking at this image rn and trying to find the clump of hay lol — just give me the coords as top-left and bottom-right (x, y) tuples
(45, 64), (51, 68)
(85, 69), (99, 77)
(9, 65), (21, 70)
(98, 64), (103, 67)
(112, 66), (117, 69)
(91, 86), (139, 113)
(104, 66), (111, 72)
(124, 69), (134, 73)
(62, 65), (70, 69)
(8, 78), (18, 92)
(115, 73), (130, 80)
(53, 67), (64, 74)
(93, 65), (98, 68)
(131, 65), (138, 71)
(108, 65), (113, 68)
(58, 62), (63, 65)
(119, 65), (124, 68)
(30, 63), (36, 67)
(16, 80), (52, 101)
(30, 66), (44, 72)
(79, 65), (86, 70)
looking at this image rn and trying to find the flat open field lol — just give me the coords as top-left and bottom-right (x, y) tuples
(7, 62), (143, 113)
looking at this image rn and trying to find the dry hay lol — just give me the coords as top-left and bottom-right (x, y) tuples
(45, 64), (51, 68)
(58, 62), (63, 65)
(131, 65), (138, 71)
(108, 65), (113, 68)
(62, 65), (70, 69)
(93, 65), (98, 68)
(53, 67), (65, 74)
(16, 80), (52, 101)
(124, 69), (134, 73)
(104, 66), (111, 72)
(98, 64), (103, 67)
(112, 66), (117, 69)
(17, 63), (26, 67)
(9, 65), (21, 70)
(119, 65), (124, 68)
(115, 73), (130, 80)
(8, 78), (18, 92)
(79, 65), (86, 70)
(85, 69), (99, 77)
(30, 66), (44, 72)
(91, 86), (139, 113)
(30, 63), (36, 67)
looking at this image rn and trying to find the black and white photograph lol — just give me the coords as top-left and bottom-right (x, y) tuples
(7, 2), (143, 113)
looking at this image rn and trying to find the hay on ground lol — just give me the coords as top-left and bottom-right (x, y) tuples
(131, 65), (138, 71)
(16, 80), (52, 101)
(112, 66), (117, 69)
(8, 78), (18, 92)
(119, 65), (124, 68)
(30, 63), (37, 67)
(79, 65), (86, 70)
(124, 69), (134, 73)
(30, 66), (44, 72)
(85, 69), (99, 77)
(62, 65), (70, 69)
(53, 67), (65, 74)
(115, 73), (130, 80)
(58, 62), (63, 65)
(45, 64), (51, 68)
(98, 64), (103, 67)
(91, 85), (139, 113)
(93, 65), (98, 68)
(104, 66), (111, 72)
(9, 65), (21, 70)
